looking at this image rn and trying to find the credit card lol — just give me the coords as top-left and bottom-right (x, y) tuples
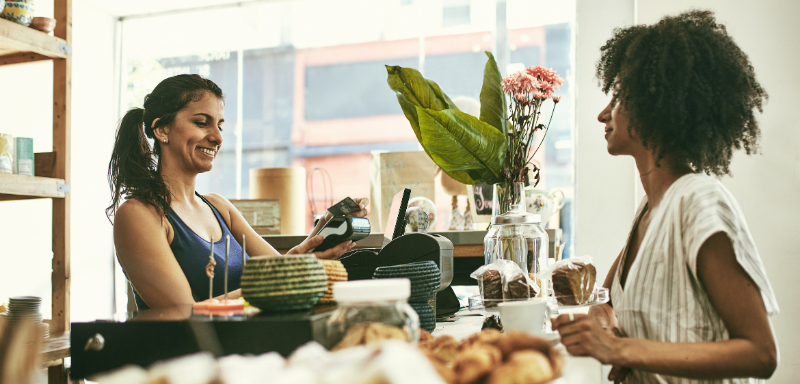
(328, 197), (360, 217)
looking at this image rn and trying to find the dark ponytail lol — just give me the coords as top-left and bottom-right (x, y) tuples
(106, 74), (224, 222)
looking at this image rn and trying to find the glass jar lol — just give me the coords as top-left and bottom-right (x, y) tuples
(484, 182), (549, 275)
(326, 279), (420, 348)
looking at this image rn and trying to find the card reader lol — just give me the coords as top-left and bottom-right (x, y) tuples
(313, 217), (371, 252)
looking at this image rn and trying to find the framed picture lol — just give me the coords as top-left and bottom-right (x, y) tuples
(229, 199), (281, 235)
(467, 183), (493, 223)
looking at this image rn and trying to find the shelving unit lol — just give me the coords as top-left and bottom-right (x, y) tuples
(0, 0), (71, 382)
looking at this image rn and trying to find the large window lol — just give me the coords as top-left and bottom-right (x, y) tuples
(120, 0), (575, 246)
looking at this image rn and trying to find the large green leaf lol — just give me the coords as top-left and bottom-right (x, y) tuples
(479, 52), (509, 135)
(417, 107), (507, 185)
(386, 65), (459, 143)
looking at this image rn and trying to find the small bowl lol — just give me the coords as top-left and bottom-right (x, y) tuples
(29, 17), (56, 34)
(1, 1), (35, 26)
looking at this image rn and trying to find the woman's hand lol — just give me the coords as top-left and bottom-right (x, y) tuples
(346, 197), (370, 218)
(315, 197), (370, 228)
(297, 197), (369, 260)
(288, 235), (356, 260)
(552, 313), (623, 365)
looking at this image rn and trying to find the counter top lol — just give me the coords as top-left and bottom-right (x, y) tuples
(434, 309), (604, 384)
(264, 229), (562, 259)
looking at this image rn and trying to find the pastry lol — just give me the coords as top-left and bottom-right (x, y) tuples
(479, 270), (503, 307)
(331, 322), (408, 351)
(363, 322), (409, 344)
(481, 315), (503, 332)
(495, 331), (552, 358)
(419, 329), (436, 346)
(431, 335), (459, 364)
(459, 329), (502, 351)
(332, 323), (369, 351)
(424, 350), (457, 384)
(503, 273), (530, 300)
(551, 262), (596, 305)
(453, 344), (502, 384)
(486, 350), (553, 384)
(548, 347), (565, 377)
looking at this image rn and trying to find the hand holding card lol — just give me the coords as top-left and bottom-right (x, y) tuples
(313, 197), (372, 253)
(327, 197), (361, 217)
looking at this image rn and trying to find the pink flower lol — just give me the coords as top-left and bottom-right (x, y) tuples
(532, 91), (544, 100)
(552, 95), (562, 103)
(502, 72), (523, 95)
(525, 66), (565, 98)
(526, 66), (565, 87)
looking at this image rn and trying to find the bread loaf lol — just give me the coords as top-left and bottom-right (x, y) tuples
(552, 262), (596, 305)
(480, 270), (503, 307)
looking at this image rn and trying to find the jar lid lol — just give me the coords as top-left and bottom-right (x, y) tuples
(333, 279), (410, 302)
(491, 212), (542, 224)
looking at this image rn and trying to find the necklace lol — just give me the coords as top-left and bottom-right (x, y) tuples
(639, 167), (658, 177)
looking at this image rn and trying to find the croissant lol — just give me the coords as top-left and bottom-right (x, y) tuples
(454, 344), (502, 384)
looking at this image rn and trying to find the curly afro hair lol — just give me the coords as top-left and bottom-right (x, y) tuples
(596, 10), (767, 176)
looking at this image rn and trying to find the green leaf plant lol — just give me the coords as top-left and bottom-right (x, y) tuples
(386, 53), (509, 185)
(417, 108), (507, 185)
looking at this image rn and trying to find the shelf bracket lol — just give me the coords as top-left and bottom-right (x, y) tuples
(58, 42), (72, 55)
(57, 184), (71, 193)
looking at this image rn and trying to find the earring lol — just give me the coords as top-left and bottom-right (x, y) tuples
(163, 139), (167, 143)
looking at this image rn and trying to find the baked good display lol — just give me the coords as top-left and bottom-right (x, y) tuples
(479, 270), (503, 307)
(551, 261), (597, 305)
(331, 322), (409, 351)
(487, 350), (553, 384)
(418, 329), (563, 384)
(503, 272), (530, 300)
(454, 344), (503, 384)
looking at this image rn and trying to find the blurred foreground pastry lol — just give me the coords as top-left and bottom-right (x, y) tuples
(418, 329), (563, 384)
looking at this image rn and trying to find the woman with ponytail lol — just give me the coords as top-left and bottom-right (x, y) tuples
(108, 74), (368, 310)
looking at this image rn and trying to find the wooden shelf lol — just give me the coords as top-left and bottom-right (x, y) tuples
(0, 173), (66, 201)
(41, 332), (70, 367)
(0, 18), (68, 65)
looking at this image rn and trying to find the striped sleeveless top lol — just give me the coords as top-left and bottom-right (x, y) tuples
(610, 173), (778, 384)
(132, 193), (248, 310)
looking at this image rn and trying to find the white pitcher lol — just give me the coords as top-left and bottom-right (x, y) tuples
(524, 188), (566, 222)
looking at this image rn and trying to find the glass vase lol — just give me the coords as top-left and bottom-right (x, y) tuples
(492, 181), (526, 217)
(484, 181), (549, 277)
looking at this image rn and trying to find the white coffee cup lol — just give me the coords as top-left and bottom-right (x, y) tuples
(498, 298), (551, 335)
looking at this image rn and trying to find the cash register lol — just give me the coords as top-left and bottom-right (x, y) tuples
(338, 189), (459, 315)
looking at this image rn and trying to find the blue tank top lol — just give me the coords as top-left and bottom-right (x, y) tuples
(132, 193), (249, 310)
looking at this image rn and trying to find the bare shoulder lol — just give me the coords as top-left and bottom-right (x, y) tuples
(116, 199), (163, 225)
(114, 199), (170, 237)
(201, 192), (237, 224)
(202, 192), (235, 212)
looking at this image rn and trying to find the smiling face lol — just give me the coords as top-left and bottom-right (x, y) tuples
(155, 92), (225, 175)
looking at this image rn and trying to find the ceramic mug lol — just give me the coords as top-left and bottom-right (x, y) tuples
(498, 298), (551, 335)
(524, 188), (566, 222)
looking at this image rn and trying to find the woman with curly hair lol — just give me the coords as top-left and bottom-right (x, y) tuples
(552, 10), (779, 383)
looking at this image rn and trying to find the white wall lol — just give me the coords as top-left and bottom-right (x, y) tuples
(0, 2), (117, 322)
(574, 0), (636, 294)
(575, 0), (800, 382)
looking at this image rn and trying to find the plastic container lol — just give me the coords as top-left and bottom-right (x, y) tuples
(326, 279), (420, 348)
